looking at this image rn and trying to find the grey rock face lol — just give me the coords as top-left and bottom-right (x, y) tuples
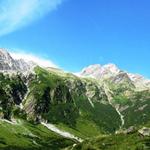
(80, 64), (120, 79)
(0, 49), (35, 72)
(138, 127), (150, 136)
(80, 64), (150, 90)
(0, 49), (18, 71)
(124, 126), (137, 134)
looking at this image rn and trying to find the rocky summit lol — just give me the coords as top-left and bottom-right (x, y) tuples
(0, 49), (150, 150)
(80, 63), (150, 90)
(0, 48), (34, 72)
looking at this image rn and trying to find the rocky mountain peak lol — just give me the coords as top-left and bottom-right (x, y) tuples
(102, 63), (120, 74)
(80, 63), (150, 90)
(0, 48), (11, 58)
(128, 73), (150, 90)
(81, 64), (101, 76)
(0, 48), (18, 71)
(80, 63), (120, 79)
(0, 48), (35, 72)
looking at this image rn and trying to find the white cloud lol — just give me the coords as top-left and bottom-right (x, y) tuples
(10, 51), (59, 68)
(0, 0), (63, 36)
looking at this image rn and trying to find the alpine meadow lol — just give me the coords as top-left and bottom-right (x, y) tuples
(0, 0), (150, 150)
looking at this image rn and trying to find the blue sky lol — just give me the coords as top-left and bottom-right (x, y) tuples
(0, 0), (150, 77)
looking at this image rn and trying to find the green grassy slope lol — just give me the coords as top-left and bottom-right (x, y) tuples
(1, 67), (150, 150)
(70, 132), (150, 150)
(0, 119), (75, 150)
(24, 67), (121, 136)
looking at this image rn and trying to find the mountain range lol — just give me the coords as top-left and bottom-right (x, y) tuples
(80, 64), (150, 90)
(0, 48), (150, 150)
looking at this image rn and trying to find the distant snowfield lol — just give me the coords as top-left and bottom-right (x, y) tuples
(41, 122), (83, 142)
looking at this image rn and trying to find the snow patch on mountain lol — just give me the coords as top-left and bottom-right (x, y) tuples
(41, 122), (83, 142)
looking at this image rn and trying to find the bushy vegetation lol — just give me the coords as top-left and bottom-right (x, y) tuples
(0, 73), (27, 119)
(122, 92), (150, 128)
(76, 97), (121, 133)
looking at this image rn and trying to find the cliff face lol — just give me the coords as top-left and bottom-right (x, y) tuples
(0, 73), (27, 120)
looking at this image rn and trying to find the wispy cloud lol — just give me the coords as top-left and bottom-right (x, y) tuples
(10, 50), (59, 68)
(0, 0), (63, 36)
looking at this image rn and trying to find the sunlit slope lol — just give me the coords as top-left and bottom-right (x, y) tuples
(0, 119), (74, 150)
(24, 67), (121, 135)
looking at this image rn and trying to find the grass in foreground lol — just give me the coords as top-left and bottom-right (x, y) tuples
(0, 119), (75, 150)
(71, 132), (150, 150)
